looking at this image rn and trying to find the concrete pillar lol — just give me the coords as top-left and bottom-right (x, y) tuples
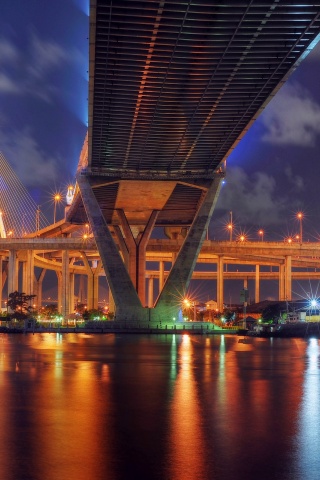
(77, 174), (143, 321)
(148, 277), (154, 307)
(81, 255), (102, 310)
(22, 250), (34, 296)
(117, 209), (158, 306)
(0, 256), (3, 311)
(109, 287), (115, 314)
(35, 269), (46, 311)
(155, 176), (222, 321)
(8, 250), (18, 296)
(217, 255), (224, 311)
(279, 263), (285, 301)
(255, 265), (260, 303)
(285, 256), (292, 301)
(56, 272), (62, 313)
(61, 250), (70, 318)
(159, 261), (165, 291)
(69, 272), (75, 313)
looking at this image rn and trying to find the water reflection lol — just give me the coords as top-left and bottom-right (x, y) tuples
(0, 333), (318, 480)
(294, 338), (320, 479)
(167, 335), (208, 480)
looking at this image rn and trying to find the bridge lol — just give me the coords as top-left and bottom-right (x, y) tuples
(2, 2), (320, 322)
(65, 1), (320, 322)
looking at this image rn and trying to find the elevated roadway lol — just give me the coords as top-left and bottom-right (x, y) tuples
(33, 2), (320, 320)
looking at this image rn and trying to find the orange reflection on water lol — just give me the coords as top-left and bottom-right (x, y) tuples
(167, 335), (208, 480)
(12, 333), (116, 480)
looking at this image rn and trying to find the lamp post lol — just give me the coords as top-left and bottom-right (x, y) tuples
(53, 193), (62, 223)
(297, 212), (303, 243)
(228, 211), (233, 241)
(258, 229), (264, 241)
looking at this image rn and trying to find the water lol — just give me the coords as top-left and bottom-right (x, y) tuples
(0, 333), (319, 480)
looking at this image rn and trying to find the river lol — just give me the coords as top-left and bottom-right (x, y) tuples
(0, 333), (319, 480)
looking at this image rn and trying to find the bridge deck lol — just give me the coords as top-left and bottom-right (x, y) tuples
(88, 1), (320, 177)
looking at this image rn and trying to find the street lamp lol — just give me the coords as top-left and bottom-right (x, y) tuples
(258, 229), (264, 241)
(297, 212), (303, 243)
(53, 193), (62, 223)
(228, 211), (233, 241)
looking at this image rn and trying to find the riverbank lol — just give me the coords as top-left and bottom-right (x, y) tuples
(0, 322), (238, 335)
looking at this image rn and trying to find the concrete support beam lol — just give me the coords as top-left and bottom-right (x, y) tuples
(77, 174), (144, 321)
(8, 250), (18, 297)
(155, 176), (222, 320)
(22, 250), (34, 296)
(285, 255), (292, 301)
(61, 250), (70, 318)
(0, 256), (3, 311)
(57, 271), (62, 313)
(69, 273), (75, 313)
(159, 261), (164, 291)
(255, 265), (260, 303)
(35, 269), (46, 310)
(117, 209), (158, 306)
(279, 264), (285, 300)
(148, 277), (154, 307)
(81, 254), (102, 310)
(217, 255), (224, 311)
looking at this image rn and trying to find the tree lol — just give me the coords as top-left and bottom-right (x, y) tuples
(7, 291), (36, 319)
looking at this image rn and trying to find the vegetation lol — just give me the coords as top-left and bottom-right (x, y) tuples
(7, 291), (36, 319)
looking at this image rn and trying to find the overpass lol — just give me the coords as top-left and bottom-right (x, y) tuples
(1, 236), (320, 315)
(64, 1), (320, 322)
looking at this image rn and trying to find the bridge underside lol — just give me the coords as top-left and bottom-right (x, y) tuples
(68, 1), (320, 321)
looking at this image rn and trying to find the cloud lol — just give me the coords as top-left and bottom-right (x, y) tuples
(0, 39), (18, 63)
(0, 128), (60, 188)
(27, 34), (69, 79)
(0, 33), (70, 102)
(0, 73), (19, 93)
(216, 166), (290, 226)
(261, 83), (320, 146)
(284, 165), (304, 191)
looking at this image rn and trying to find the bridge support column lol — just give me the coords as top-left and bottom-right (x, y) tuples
(279, 263), (285, 300)
(159, 261), (164, 291)
(22, 250), (34, 297)
(69, 273), (75, 313)
(57, 272), (62, 313)
(8, 250), (18, 297)
(117, 210), (158, 306)
(35, 269), (46, 311)
(77, 174), (145, 322)
(0, 256), (3, 311)
(148, 277), (154, 307)
(155, 176), (222, 321)
(255, 265), (260, 303)
(61, 250), (70, 319)
(217, 255), (224, 311)
(285, 256), (292, 301)
(82, 255), (102, 310)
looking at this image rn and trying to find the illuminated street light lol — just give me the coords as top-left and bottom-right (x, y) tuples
(258, 229), (264, 241)
(287, 237), (292, 244)
(297, 212), (303, 243)
(53, 193), (62, 223)
(239, 235), (245, 242)
(228, 211), (233, 241)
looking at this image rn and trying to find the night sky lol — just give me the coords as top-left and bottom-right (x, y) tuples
(1, 2), (320, 302)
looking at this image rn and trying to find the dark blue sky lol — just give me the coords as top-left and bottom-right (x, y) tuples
(1, 2), (320, 237)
